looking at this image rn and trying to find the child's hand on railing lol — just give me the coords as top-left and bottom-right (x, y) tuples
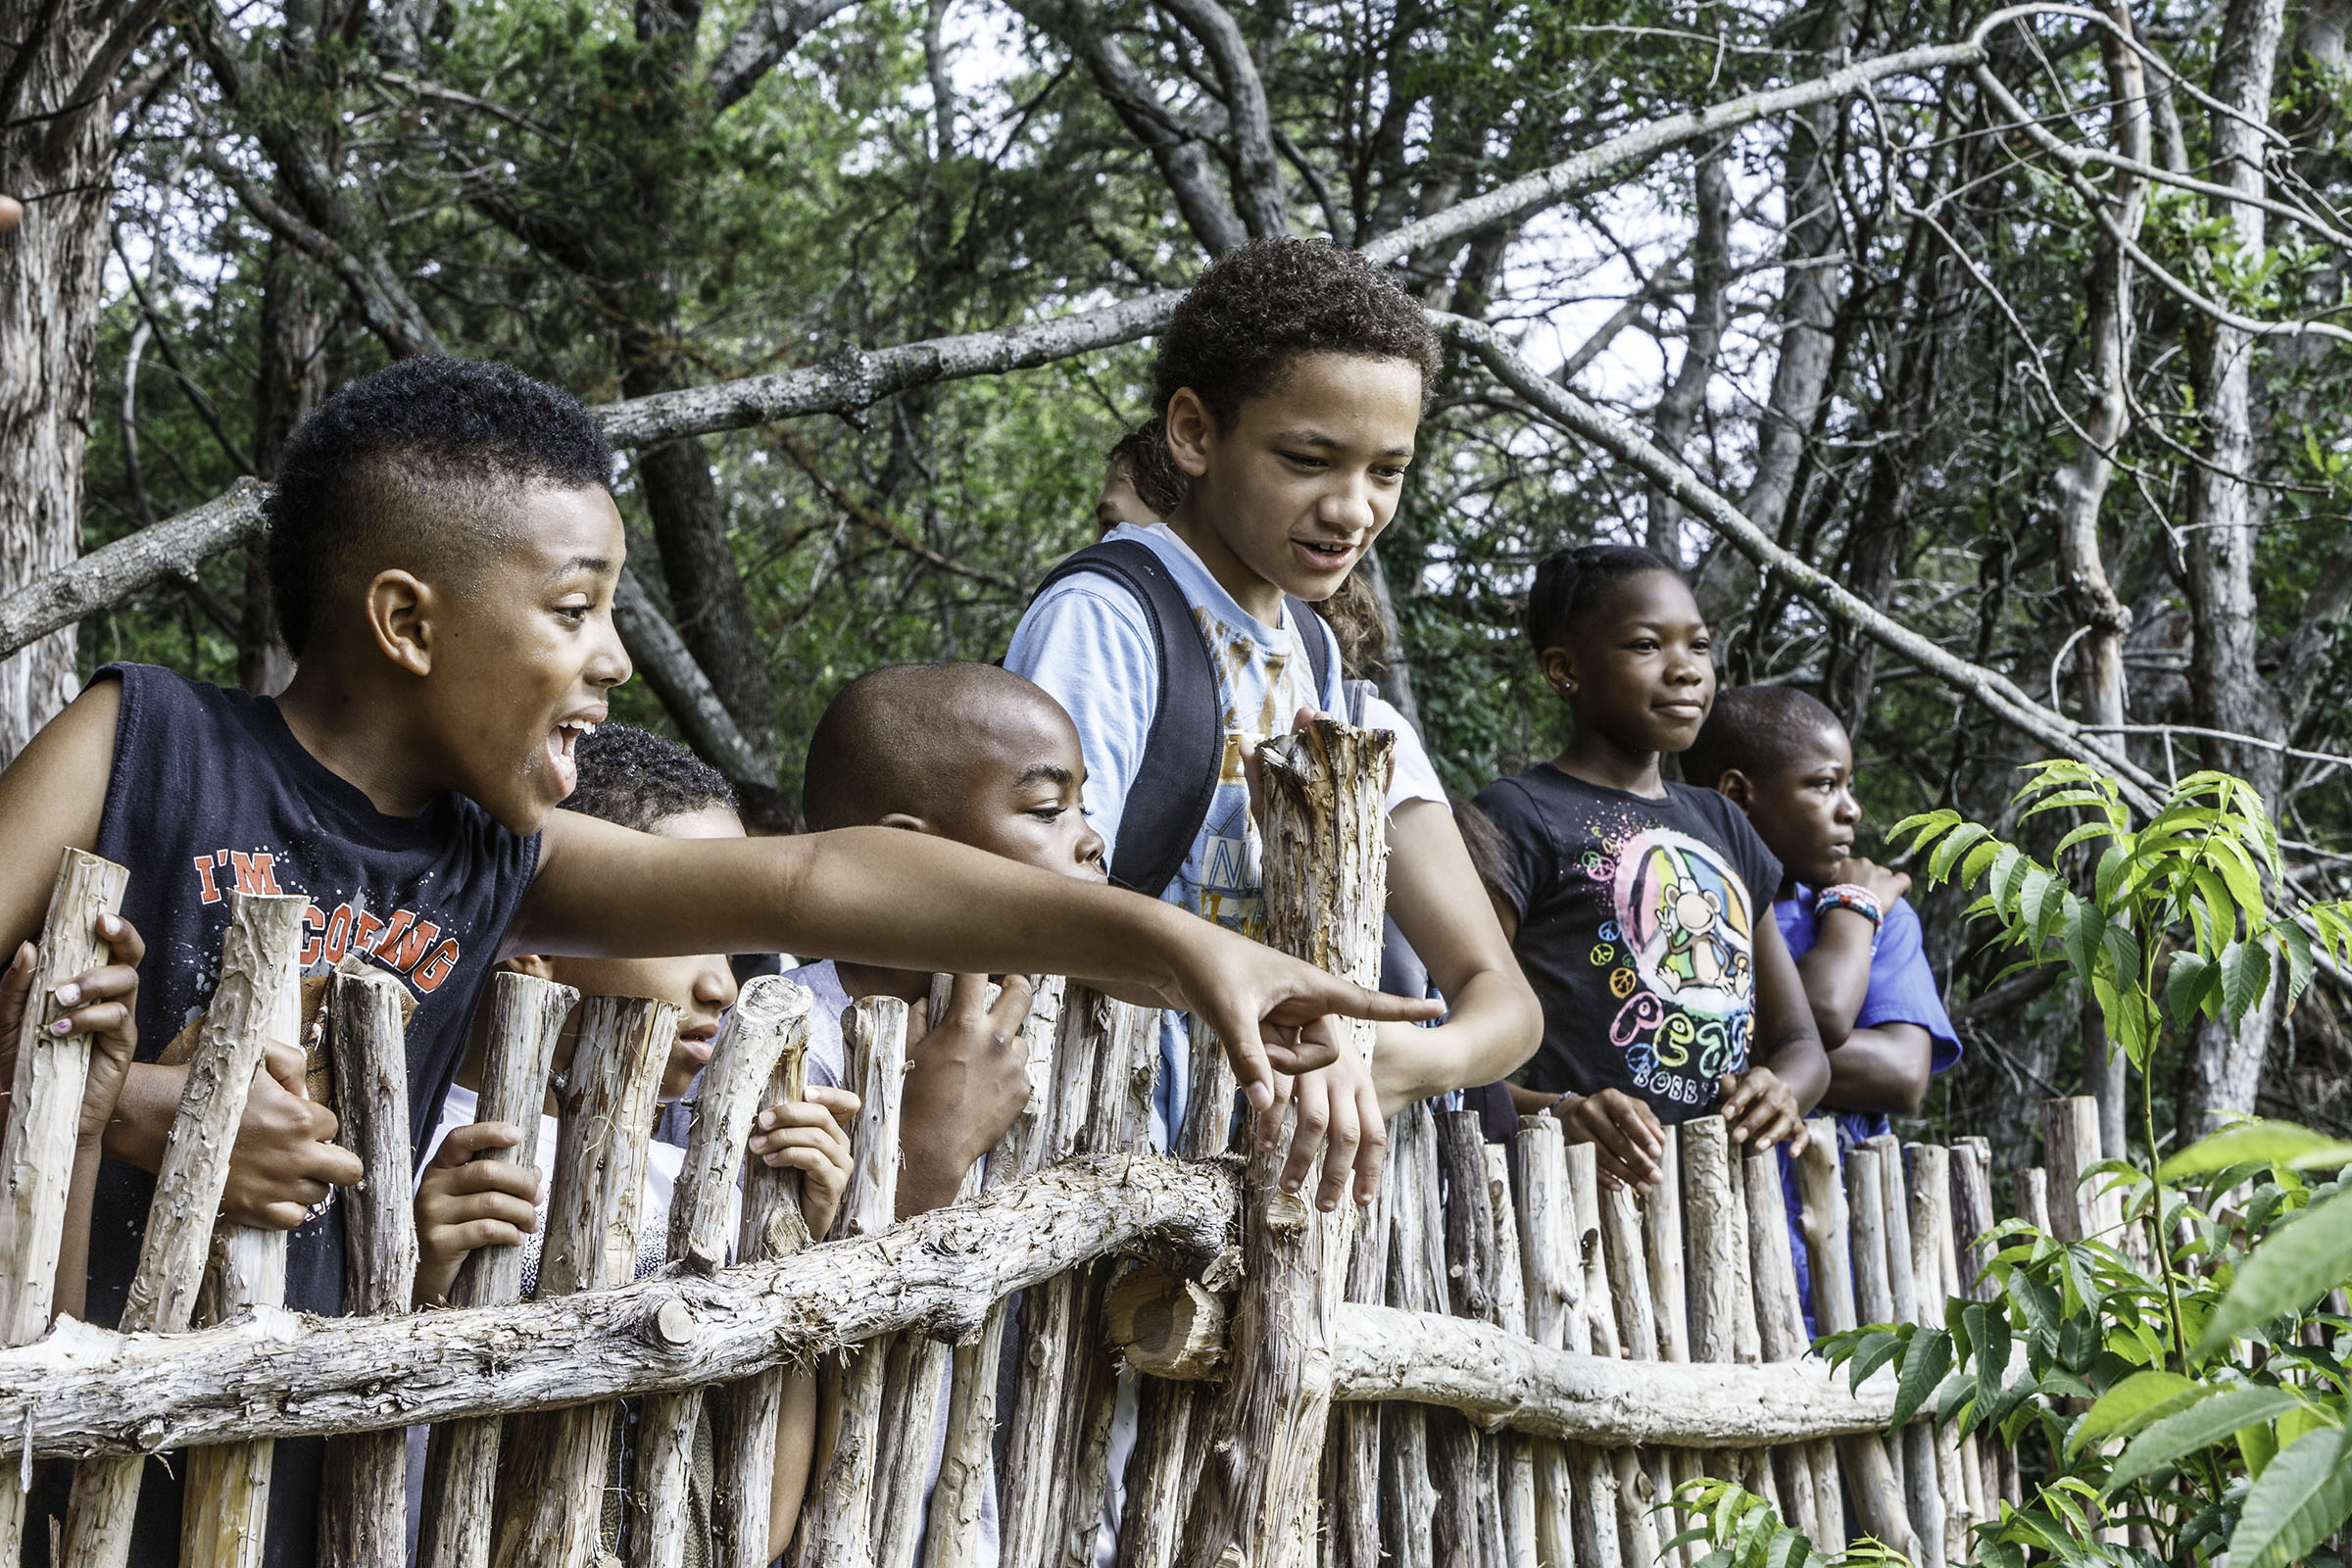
(413, 1121), (543, 1306)
(219, 1040), (365, 1230)
(899, 974), (1036, 1216)
(0, 912), (146, 1151)
(750, 1084), (858, 1238)
(1718, 1066), (1808, 1153)
(1259, 1032), (1386, 1211)
(1551, 1087), (1665, 1192)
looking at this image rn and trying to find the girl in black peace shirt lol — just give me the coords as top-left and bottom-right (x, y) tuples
(1475, 544), (1830, 1192)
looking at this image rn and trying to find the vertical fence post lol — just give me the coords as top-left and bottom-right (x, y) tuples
(1740, 1149), (1820, 1544)
(60, 890), (309, 1568)
(1862, 1135), (1940, 1568)
(1837, 1139), (1920, 1559)
(1905, 1144), (1978, 1561)
(925, 975), (1062, 1568)
(316, 969), (415, 1568)
(1177, 718), (1390, 1568)
(0, 849), (125, 1554)
(1788, 1123), (1847, 1555)
(1512, 1116), (1577, 1568)
(181, 939), (309, 1568)
(1115, 1008), (1238, 1568)
(712, 992), (818, 1568)
(1487, 1145), (1539, 1568)
(1326, 1125), (1394, 1568)
(789, 996), (908, 1568)
(1597, 1180), (1676, 1564)
(632, 975), (812, 1568)
(1435, 1107), (1500, 1568)
(494, 994), (678, 1568)
(1569, 1149), (1651, 1568)
(1375, 1102), (1441, 1568)
(417, 972), (576, 1568)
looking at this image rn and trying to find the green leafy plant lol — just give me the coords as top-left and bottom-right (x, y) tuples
(1661, 1478), (1914, 1568)
(1810, 763), (2352, 1566)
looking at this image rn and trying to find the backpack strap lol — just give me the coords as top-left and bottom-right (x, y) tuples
(1033, 541), (1220, 902)
(1287, 595), (1335, 698)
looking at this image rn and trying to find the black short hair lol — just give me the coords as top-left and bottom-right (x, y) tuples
(265, 358), (613, 656)
(1153, 238), (1442, 430)
(802, 662), (1068, 833)
(1525, 543), (1679, 655)
(1106, 417), (1189, 516)
(564, 723), (738, 833)
(1448, 791), (1512, 907)
(1682, 685), (1844, 789)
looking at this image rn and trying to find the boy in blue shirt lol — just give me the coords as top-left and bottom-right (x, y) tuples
(1006, 238), (1542, 1212)
(1683, 685), (1961, 1146)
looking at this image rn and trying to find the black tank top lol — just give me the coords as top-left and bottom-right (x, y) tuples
(33, 663), (540, 1566)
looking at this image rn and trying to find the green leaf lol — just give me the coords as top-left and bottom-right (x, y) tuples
(2166, 952), (2217, 1031)
(2069, 1368), (2204, 1455)
(2161, 1120), (2352, 1179)
(2061, 899), (2103, 983)
(2103, 1385), (2304, 1493)
(2030, 870), (2072, 946)
(1990, 846), (2032, 915)
(1960, 837), (2003, 887)
(2197, 1189), (2352, 1353)
(1929, 821), (1991, 885)
(2221, 939), (2274, 1031)
(2230, 1427), (2352, 1568)
(2279, 921), (2315, 1014)
(2094, 842), (2130, 908)
(1891, 1328), (1952, 1430)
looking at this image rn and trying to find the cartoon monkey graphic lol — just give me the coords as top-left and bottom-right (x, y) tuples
(1652, 876), (1750, 998)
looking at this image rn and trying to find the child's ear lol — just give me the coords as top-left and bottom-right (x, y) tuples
(1537, 646), (1578, 699)
(875, 812), (944, 836)
(364, 569), (436, 677)
(1163, 388), (1215, 479)
(1715, 768), (1755, 808)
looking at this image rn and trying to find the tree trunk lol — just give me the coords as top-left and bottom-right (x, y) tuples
(2182, 0), (2289, 1129)
(1645, 150), (1733, 561)
(244, 237), (322, 696)
(619, 342), (781, 784)
(0, 0), (126, 762)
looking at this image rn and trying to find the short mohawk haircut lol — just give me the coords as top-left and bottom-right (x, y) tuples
(1683, 685), (1844, 790)
(1153, 238), (1442, 430)
(563, 723), (737, 833)
(265, 358), (612, 656)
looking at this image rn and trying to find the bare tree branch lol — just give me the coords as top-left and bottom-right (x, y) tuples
(706, 0), (862, 113)
(0, 481), (270, 659)
(1155, 0), (1288, 237)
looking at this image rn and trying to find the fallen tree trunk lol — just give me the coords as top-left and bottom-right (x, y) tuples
(0, 1153), (1237, 1461)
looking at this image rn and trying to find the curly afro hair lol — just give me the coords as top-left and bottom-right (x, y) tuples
(562, 722), (738, 833)
(1152, 238), (1442, 429)
(265, 358), (612, 657)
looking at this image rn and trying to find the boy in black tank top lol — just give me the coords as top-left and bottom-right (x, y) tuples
(0, 358), (1437, 1566)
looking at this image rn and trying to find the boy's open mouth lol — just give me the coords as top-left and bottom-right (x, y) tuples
(1292, 537), (1357, 572)
(547, 718), (600, 796)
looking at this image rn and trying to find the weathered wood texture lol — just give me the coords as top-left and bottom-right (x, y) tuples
(791, 996), (909, 1568)
(0, 850), (124, 1553)
(416, 972), (577, 1568)
(316, 970), (415, 1568)
(1179, 717), (1392, 1568)
(634, 975), (812, 1568)
(713, 1003), (817, 1568)
(60, 891), (307, 1568)
(494, 995), (677, 1568)
(1511, 1117), (1587, 1568)
(919, 981), (1064, 1568)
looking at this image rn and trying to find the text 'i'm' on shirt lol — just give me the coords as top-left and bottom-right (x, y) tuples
(1476, 763), (1782, 1121)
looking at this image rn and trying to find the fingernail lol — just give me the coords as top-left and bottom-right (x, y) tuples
(53, 984), (77, 1007)
(1247, 1082), (1272, 1111)
(49, 1018), (70, 1035)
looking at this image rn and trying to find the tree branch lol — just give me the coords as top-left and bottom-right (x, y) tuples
(705, 0), (862, 114)
(1155, 0), (1288, 237)
(0, 481), (270, 660)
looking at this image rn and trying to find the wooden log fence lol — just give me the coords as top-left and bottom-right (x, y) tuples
(0, 730), (2205, 1564)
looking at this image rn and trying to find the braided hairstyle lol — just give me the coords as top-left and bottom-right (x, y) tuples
(1525, 543), (1679, 655)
